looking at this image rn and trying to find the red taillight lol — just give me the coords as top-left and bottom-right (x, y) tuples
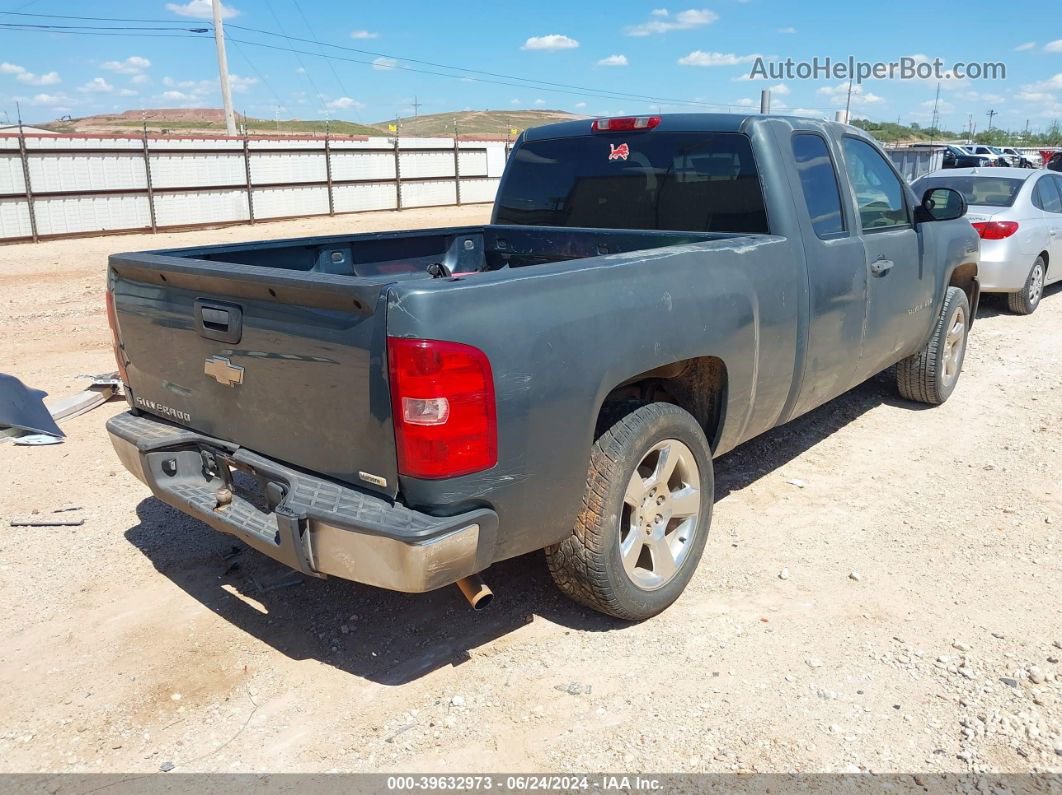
(971, 221), (1019, 239)
(105, 290), (130, 384)
(591, 115), (661, 132)
(387, 337), (497, 479)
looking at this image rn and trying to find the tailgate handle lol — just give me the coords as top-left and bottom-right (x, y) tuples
(194, 299), (243, 344)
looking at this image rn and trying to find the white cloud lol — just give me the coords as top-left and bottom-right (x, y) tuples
(102, 56), (150, 75)
(79, 77), (114, 93)
(521, 34), (579, 51)
(161, 90), (194, 102)
(791, 108), (827, 118)
(23, 70), (59, 86)
(0, 62), (61, 86)
(372, 57), (397, 70)
(596, 54), (628, 67)
(350, 30), (378, 39)
(131, 74), (151, 85)
(118, 88), (138, 97)
(735, 98), (756, 107)
(817, 82), (884, 106)
(769, 82), (791, 95)
(510, 98), (521, 105)
(27, 92), (70, 106)
(678, 51), (762, 67)
(650, 8), (669, 15)
(1014, 41), (1036, 51)
(1045, 40), (1062, 53)
(919, 99), (955, 114)
(574, 101), (587, 108)
(326, 96), (364, 110)
(534, 98), (546, 105)
(159, 77), (214, 98)
(227, 73), (257, 92)
(1025, 74), (1062, 91)
(626, 8), (717, 36)
(778, 27), (796, 33)
(165, 0), (238, 19)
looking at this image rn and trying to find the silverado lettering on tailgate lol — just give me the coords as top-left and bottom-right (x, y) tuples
(134, 396), (191, 423)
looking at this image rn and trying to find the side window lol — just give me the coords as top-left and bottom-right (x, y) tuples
(1050, 176), (1062, 213)
(1037, 177), (1062, 214)
(841, 137), (908, 231)
(791, 133), (845, 237)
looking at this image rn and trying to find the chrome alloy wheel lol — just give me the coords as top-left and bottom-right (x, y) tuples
(620, 439), (701, 591)
(1029, 262), (1044, 306)
(941, 305), (967, 385)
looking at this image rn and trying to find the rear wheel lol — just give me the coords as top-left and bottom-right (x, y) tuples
(896, 286), (970, 405)
(1007, 257), (1045, 315)
(545, 402), (713, 621)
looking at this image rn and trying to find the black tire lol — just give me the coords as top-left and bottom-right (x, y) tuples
(896, 286), (970, 405)
(545, 402), (713, 621)
(1006, 257), (1045, 315)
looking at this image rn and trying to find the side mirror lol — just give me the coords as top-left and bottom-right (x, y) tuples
(915, 187), (967, 222)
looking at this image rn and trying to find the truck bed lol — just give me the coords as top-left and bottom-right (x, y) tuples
(149, 224), (733, 277)
(108, 224), (747, 497)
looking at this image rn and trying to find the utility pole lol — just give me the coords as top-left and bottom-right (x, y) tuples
(986, 109), (997, 132)
(843, 76), (853, 125)
(967, 114), (973, 141)
(411, 95), (422, 119)
(929, 81), (941, 142)
(212, 0), (237, 136)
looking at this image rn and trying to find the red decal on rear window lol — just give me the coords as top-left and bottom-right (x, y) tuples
(608, 143), (630, 161)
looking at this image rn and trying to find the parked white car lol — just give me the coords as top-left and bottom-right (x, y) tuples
(913, 168), (1062, 314)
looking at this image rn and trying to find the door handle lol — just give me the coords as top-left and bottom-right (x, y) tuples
(870, 258), (894, 276)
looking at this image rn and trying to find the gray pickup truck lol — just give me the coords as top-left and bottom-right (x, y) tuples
(106, 114), (979, 620)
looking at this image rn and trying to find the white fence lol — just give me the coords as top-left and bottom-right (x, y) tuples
(0, 132), (510, 242)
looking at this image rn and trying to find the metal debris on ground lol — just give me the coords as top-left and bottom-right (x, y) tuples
(0, 374), (64, 439)
(253, 571), (304, 594)
(11, 517), (85, 527)
(12, 433), (63, 446)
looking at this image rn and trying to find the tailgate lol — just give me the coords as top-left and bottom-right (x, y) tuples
(108, 252), (398, 497)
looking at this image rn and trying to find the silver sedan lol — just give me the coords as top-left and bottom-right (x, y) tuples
(913, 168), (1062, 314)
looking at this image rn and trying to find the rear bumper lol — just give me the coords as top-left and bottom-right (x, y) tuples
(107, 411), (497, 592)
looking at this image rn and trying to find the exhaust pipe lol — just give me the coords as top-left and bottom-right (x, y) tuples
(456, 574), (493, 610)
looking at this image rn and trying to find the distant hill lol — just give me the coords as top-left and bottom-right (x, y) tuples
(38, 107), (587, 139)
(371, 109), (586, 138)
(44, 108), (381, 137)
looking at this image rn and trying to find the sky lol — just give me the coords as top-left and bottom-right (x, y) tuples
(1, 0), (1061, 132)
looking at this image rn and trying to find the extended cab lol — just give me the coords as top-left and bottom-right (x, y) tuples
(106, 114), (979, 620)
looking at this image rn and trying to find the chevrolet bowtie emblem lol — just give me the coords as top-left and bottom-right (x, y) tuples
(204, 355), (244, 387)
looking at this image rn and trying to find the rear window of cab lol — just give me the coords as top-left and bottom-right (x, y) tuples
(494, 132), (769, 234)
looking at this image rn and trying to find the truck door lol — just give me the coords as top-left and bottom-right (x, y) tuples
(785, 132), (869, 417)
(840, 136), (931, 379)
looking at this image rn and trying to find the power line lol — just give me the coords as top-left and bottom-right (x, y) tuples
(2, 9), (742, 110)
(226, 36), (737, 110)
(0, 22), (209, 31)
(288, 0), (360, 120)
(225, 34), (285, 109)
(0, 10), (195, 23)
(0, 28), (209, 38)
(262, 0), (324, 110)
(224, 21), (733, 109)
(0, 11), (840, 113)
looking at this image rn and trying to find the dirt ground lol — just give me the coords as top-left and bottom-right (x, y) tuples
(0, 207), (1060, 776)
